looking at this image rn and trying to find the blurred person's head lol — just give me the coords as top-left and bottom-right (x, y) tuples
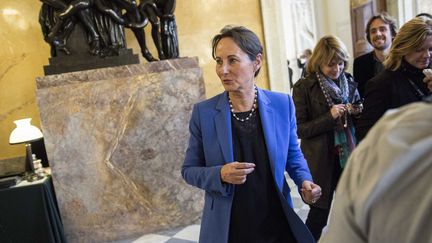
(416, 13), (432, 19)
(304, 49), (312, 58)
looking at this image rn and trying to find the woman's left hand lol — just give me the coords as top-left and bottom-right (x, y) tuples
(301, 180), (322, 205)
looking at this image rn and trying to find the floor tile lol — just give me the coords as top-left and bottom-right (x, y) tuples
(172, 225), (200, 241)
(165, 238), (196, 243)
(132, 234), (171, 243)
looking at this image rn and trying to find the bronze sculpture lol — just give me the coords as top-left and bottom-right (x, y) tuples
(39, 0), (179, 62)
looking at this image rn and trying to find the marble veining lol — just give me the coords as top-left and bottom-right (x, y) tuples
(36, 57), (205, 242)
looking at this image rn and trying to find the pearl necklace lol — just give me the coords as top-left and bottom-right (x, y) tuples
(228, 87), (258, 122)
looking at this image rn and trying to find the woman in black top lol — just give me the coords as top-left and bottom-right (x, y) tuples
(182, 25), (321, 243)
(356, 16), (432, 141)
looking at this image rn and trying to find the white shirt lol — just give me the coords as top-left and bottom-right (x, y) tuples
(319, 102), (432, 243)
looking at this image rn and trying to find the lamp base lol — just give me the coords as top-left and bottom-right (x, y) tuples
(23, 171), (44, 182)
(23, 143), (44, 182)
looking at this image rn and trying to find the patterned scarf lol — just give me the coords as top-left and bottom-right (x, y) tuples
(316, 72), (356, 168)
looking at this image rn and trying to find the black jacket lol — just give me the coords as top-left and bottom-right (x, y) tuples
(293, 72), (360, 209)
(353, 51), (383, 98)
(356, 61), (431, 141)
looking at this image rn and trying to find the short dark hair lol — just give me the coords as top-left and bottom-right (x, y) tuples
(416, 13), (432, 19)
(365, 12), (398, 44)
(212, 25), (263, 77)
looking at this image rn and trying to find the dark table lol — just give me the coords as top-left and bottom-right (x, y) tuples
(0, 176), (66, 243)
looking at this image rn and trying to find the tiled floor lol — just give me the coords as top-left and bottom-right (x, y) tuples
(114, 179), (309, 243)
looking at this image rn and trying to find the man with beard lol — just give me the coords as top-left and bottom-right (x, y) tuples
(353, 12), (397, 98)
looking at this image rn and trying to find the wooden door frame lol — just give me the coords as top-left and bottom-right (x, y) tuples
(350, 0), (387, 58)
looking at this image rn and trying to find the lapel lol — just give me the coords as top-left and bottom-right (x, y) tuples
(215, 92), (234, 163)
(257, 89), (277, 175)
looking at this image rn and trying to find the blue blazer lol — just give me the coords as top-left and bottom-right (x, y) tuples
(182, 88), (314, 243)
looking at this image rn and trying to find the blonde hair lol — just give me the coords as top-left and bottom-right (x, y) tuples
(384, 17), (432, 71)
(307, 35), (349, 74)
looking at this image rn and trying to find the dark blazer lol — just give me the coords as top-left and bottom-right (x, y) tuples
(182, 88), (314, 243)
(353, 51), (381, 98)
(297, 59), (308, 78)
(288, 66), (294, 87)
(292, 73), (360, 209)
(355, 62), (430, 141)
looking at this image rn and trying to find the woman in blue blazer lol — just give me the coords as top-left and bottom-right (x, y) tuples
(182, 26), (321, 243)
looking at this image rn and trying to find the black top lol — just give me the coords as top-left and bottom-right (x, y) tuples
(356, 60), (431, 141)
(228, 109), (296, 243)
(353, 51), (384, 98)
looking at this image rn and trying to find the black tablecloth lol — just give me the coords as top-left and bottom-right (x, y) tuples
(0, 176), (66, 243)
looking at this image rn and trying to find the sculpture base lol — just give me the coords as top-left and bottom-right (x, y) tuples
(44, 48), (139, 76)
(36, 57), (205, 242)
(42, 21), (139, 76)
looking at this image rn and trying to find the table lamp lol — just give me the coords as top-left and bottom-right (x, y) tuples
(9, 118), (44, 182)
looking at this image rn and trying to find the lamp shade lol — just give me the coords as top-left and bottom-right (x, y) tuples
(9, 118), (43, 144)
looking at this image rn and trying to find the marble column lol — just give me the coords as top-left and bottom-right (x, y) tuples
(36, 57), (205, 242)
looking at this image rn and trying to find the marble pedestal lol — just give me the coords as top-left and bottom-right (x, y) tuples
(36, 57), (205, 242)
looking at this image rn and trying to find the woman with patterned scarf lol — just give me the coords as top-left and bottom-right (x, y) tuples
(292, 35), (362, 241)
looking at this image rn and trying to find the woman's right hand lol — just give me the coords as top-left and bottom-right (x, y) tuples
(220, 162), (255, 184)
(423, 73), (432, 92)
(330, 104), (347, 119)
